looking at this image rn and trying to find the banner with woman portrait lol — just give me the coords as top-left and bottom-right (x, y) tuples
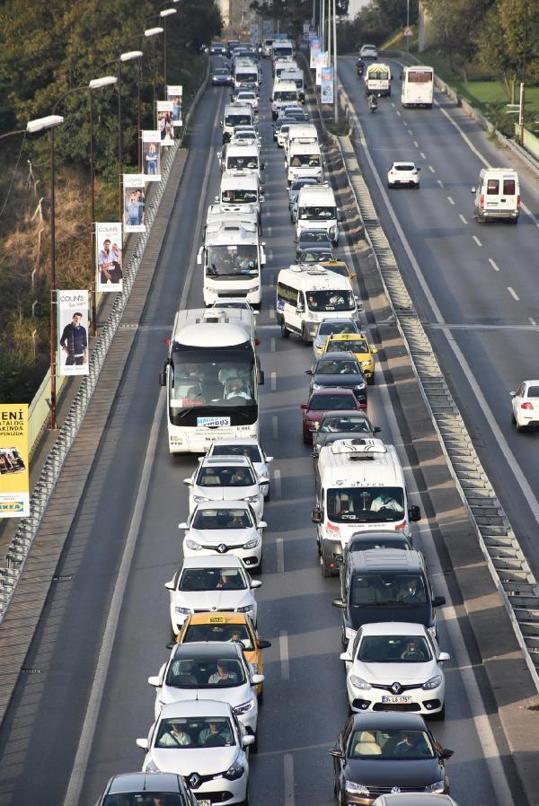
(123, 174), (146, 233)
(157, 100), (175, 146)
(95, 222), (123, 292)
(57, 290), (89, 377)
(142, 130), (161, 181)
(0, 404), (30, 518)
(167, 85), (183, 127)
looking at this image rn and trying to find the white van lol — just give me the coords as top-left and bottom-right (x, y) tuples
(276, 264), (359, 343)
(364, 63), (391, 97)
(472, 168), (520, 223)
(280, 68), (305, 100)
(220, 143), (263, 178)
(272, 40), (294, 62)
(287, 139), (323, 185)
(313, 438), (421, 576)
(221, 104), (254, 143)
(219, 170), (264, 216)
(274, 58), (298, 80)
(271, 80), (300, 119)
(295, 183), (339, 245)
(285, 123), (318, 159)
(199, 220), (265, 307)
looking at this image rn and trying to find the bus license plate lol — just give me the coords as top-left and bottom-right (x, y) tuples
(381, 695), (412, 704)
(197, 416), (231, 428)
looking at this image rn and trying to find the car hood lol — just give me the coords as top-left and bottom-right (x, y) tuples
(174, 590), (255, 611)
(151, 746), (239, 776)
(160, 683), (251, 710)
(193, 486), (260, 501)
(189, 527), (255, 546)
(313, 374), (364, 388)
(352, 660), (437, 686)
(346, 757), (444, 788)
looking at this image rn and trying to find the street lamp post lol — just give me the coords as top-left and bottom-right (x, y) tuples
(406, 0), (410, 53)
(144, 27), (164, 128)
(160, 8), (177, 91)
(116, 52), (144, 216)
(332, 0), (338, 124)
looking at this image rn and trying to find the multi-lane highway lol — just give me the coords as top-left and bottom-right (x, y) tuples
(0, 55), (531, 806)
(340, 56), (539, 576)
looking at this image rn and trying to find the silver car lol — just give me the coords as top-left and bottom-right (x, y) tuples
(312, 317), (363, 361)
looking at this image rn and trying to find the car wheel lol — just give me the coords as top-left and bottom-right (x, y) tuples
(320, 554), (332, 578)
(388, 182), (393, 188)
(511, 412), (516, 425)
(281, 321), (290, 338)
(303, 431), (311, 444)
(367, 374), (375, 385)
(302, 326), (312, 345)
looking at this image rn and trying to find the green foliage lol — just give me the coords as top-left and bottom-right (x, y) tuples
(338, 0), (418, 51)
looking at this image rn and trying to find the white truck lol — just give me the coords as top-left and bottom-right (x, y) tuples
(364, 63), (391, 97)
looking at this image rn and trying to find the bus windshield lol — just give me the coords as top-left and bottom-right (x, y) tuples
(206, 245), (259, 278)
(221, 188), (258, 203)
(327, 486), (405, 523)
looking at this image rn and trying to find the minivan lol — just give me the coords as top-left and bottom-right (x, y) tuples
(472, 168), (520, 223)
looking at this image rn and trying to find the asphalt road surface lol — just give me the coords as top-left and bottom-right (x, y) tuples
(0, 57), (527, 806)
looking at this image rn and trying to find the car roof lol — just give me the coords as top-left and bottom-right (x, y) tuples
(107, 772), (182, 795)
(349, 530), (409, 542)
(360, 622), (428, 637)
(209, 438), (262, 448)
(319, 410), (369, 419)
(200, 456), (252, 467)
(348, 549), (425, 573)
(316, 351), (361, 363)
(327, 333), (366, 341)
(194, 500), (250, 511)
(181, 555), (244, 568)
(184, 611), (254, 628)
(351, 711), (427, 730)
(173, 640), (242, 660)
(160, 699), (234, 719)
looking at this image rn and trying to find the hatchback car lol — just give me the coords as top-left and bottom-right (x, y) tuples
(148, 641), (263, 738)
(313, 318), (363, 360)
(331, 712), (453, 805)
(165, 556), (261, 635)
(206, 438), (273, 499)
(307, 353), (368, 406)
(340, 622), (449, 718)
(180, 501), (266, 570)
(235, 90), (259, 112)
(510, 379), (539, 430)
(360, 44), (379, 59)
(301, 388), (364, 443)
(387, 162), (420, 189)
(297, 228), (333, 251)
(96, 771), (197, 805)
(312, 411), (380, 458)
(137, 700), (254, 805)
(324, 333), (378, 384)
(184, 455), (266, 520)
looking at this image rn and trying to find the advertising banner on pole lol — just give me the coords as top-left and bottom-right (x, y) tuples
(315, 51), (329, 86)
(157, 100), (175, 146)
(167, 85), (183, 127)
(123, 174), (146, 233)
(0, 404), (30, 519)
(95, 222), (123, 293)
(142, 130), (161, 182)
(321, 66), (334, 104)
(310, 38), (320, 68)
(57, 290), (89, 377)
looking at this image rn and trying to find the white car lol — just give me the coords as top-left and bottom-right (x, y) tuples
(230, 125), (261, 148)
(340, 622), (449, 719)
(235, 90), (259, 112)
(511, 380), (539, 431)
(387, 161), (420, 188)
(184, 455), (266, 520)
(148, 641), (263, 738)
(137, 699), (254, 805)
(206, 438), (273, 500)
(359, 44), (378, 60)
(211, 298), (258, 315)
(165, 555), (261, 635)
(180, 501), (266, 570)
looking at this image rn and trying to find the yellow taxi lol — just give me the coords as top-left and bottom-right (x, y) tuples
(176, 612), (270, 697)
(320, 258), (356, 284)
(323, 332), (378, 384)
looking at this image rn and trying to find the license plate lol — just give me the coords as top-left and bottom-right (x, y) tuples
(197, 800), (211, 806)
(381, 695), (412, 704)
(197, 416), (231, 428)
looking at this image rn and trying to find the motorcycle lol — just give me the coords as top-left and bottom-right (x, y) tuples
(356, 58), (365, 77)
(368, 95), (378, 113)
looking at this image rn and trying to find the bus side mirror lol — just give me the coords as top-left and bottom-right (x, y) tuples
(312, 507), (322, 523)
(409, 504), (422, 522)
(471, 187), (476, 194)
(159, 362), (168, 387)
(258, 370), (265, 385)
(196, 247), (203, 265)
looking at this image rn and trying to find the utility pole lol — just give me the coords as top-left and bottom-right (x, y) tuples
(333, 0), (338, 124)
(519, 82), (525, 146)
(406, 0), (410, 53)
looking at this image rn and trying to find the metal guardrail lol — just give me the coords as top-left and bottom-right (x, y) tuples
(335, 82), (539, 689)
(0, 64), (209, 622)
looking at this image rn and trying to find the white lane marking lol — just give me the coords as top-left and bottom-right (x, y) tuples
(273, 468), (282, 498)
(529, 317), (537, 326)
(429, 165), (435, 173)
(407, 128), (413, 135)
(437, 178), (444, 186)
(270, 336), (276, 352)
(266, 225), (272, 236)
(279, 630), (290, 680)
(270, 371), (277, 391)
(489, 258), (501, 272)
(507, 286), (520, 301)
(420, 151), (426, 159)
(459, 213), (468, 225)
(391, 102), (396, 108)
(472, 234), (482, 246)
(272, 415), (279, 439)
(284, 753), (295, 805)
(396, 109), (401, 117)
(413, 140), (419, 148)
(447, 196), (455, 205)
(276, 537), (285, 573)
(269, 307), (275, 320)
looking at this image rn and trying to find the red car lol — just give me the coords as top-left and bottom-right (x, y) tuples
(300, 388), (363, 444)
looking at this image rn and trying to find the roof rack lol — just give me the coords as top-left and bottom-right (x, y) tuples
(330, 438), (387, 458)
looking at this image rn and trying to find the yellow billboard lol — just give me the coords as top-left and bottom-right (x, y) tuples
(0, 404), (30, 518)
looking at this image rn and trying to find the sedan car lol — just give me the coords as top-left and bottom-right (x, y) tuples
(96, 771), (197, 806)
(307, 353), (368, 407)
(210, 42), (228, 56)
(510, 379), (539, 431)
(297, 246), (334, 264)
(387, 162), (420, 188)
(324, 332), (378, 384)
(148, 641), (263, 738)
(313, 317), (363, 361)
(230, 126), (261, 148)
(137, 700), (254, 805)
(340, 623), (449, 718)
(235, 90), (259, 112)
(184, 455), (266, 520)
(296, 228), (333, 251)
(180, 501), (266, 570)
(312, 410), (381, 458)
(331, 712), (453, 805)
(206, 438), (273, 499)
(212, 67), (233, 86)
(165, 555), (261, 635)
(301, 388), (364, 443)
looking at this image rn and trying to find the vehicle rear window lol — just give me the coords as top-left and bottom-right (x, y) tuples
(317, 358), (360, 375)
(211, 444), (262, 462)
(320, 415), (371, 433)
(503, 178), (516, 195)
(183, 621), (253, 648)
(350, 573), (427, 607)
(486, 179), (499, 195)
(527, 386), (539, 398)
(395, 164), (414, 171)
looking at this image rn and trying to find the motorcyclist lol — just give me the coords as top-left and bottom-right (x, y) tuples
(356, 57), (364, 77)
(368, 94), (378, 112)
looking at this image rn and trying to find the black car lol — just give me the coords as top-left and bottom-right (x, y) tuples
(97, 771), (197, 805)
(307, 352), (367, 408)
(297, 246), (334, 264)
(297, 228), (333, 250)
(210, 42), (227, 56)
(312, 410), (380, 458)
(330, 712), (453, 805)
(211, 67), (232, 86)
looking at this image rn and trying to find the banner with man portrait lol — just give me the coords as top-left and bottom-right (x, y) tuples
(142, 130), (161, 182)
(123, 174), (146, 233)
(167, 85), (183, 128)
(321, 66), (334, 104)
(0, 404), (30, 519)
(96, 222), (123, 292)
(57, 290), (89, 377)
(310, 37), (320, 68)
(157, 100), (175, 146)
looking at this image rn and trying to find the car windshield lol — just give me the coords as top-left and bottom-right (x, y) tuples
(290, 154), (321, 167)
(299, 249), (333, 263)
(206, 245), (258, 278)
(225, 113), (252, 126)
(306, 291), (355, 312)
(327, 338), (369, 354)
(350, 573), (428, 607)
(221, 188), (258, 203)
(309, 393), (356, 411)
(196, 465), (256, 487)
(211, 444), (262, 462)
(319, 415), (371, 433)
(103, 795), (183, 805)
(183, 621), (253, 649)
(227, 156), (259, 170)
(358, 634), (432, 662)
(317, 321), (357, 337)
(349, 728), (435, 759)
(178, 568), (246, 591)
(300, 231), (331, 244)
(316, 358), (360, 375)
(299, 205), (335, 220)
(166, 655), (246, 689)
(215, 69), (229, 76)
(327, 486), (405, 524)
(192, 507), (253, 529)
(156, 716), (235, 748)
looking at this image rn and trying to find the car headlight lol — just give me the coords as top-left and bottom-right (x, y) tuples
(233, 699), (255, 715)
(345, 781), (369, 795)
(244, 536), (260, 549)
(175, 606), (192, 615)
(425, 779), (445, 794)
(312, 383), (323, 390)
(354, 383), (366, 390)
(250, 285), (260, 293)
(185, 539), (202, 551)
(144, 759), (160, 773)
(423, 675), (443, 690)
(193, 495), (209, 504)
(244, 494), (261, 503)
(223, 760), (245, 781)
(237, 605), (254, 613)
(349, 675), (371, 690)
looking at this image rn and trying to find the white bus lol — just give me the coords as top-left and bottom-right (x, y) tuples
(401, 65), (434, 108)
(160, 309), (263, 454)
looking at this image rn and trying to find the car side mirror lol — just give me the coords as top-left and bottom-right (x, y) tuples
(440, 748), (454, 760)
(243, 734), (255, 747)
(251, 673), (265, 685)
(159, 369), (166, 387)
(300, 403), (308, 410)
(370, 345), (378, 354)
(305, 369), (313, 375)
(311, 507), (322, 523)
(339, 651), (352, 661)
(329, 748), (343, 759)
(251, 579), (262, 588)
(335, 555), (343, 565)
(183, 478), (193, 486)
(509, 391), (516, 397)
(433, 595), (446, 607)
(258, 370), (265, 385)
(373, 426), (381, 433)
(164, 580), (175, 591)
(147, 675), (161, 687)
(136, 738), (149, 750)
(257, 639), (271, 649)
(332, 598), (346, 608)
(409, 504), (421, 522)
(266, 456), (274, 462)
(178, 522), (188, 530)
(438, 651), (450, 662)
(196, 247), (203, 265)
(258, 520), (268, 529)
(471, 186), (476, 193)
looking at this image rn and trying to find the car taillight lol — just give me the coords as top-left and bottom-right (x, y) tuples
(394, 520), (407, 532)
(521, 401), (533, 410)
(517, 195), (521, 207)
(479, 194), (484, 208)
(326, 521), (340, 534)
